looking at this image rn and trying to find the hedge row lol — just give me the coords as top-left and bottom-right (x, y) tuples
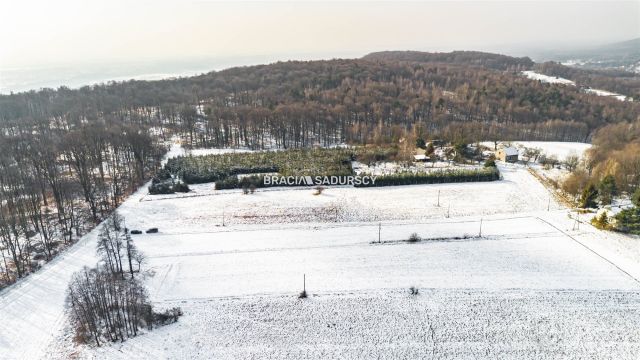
(164, 148), (354, 185)
(354, 167), (499, 187)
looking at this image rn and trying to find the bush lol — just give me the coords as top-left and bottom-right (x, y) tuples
(408, 233), (421, 243)
(148, 182), (174, 195)
(130, 230), (142, 235)
(591, 211), (611, 230)
(146, 228), (158, 234)
(173, 182), (190, 193)
(148, 180), (190, 195)
(409, 286), (419, 295)
(298, 290), (308, 299)
(484, 158), (496, 168)
(314, 186), (325, 195)
(153, 307), (183, 326)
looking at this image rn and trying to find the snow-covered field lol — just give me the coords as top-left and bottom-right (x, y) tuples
(584, 87), (629, 101)
(481, 141), (591, 163)
(522, 71), (575, 85)
(510, 141), (591, 161)
(521, 71), (629, 101)
(3, 143), (640, 359)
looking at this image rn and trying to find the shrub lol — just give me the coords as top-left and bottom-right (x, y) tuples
(408, 233), (421, 242)
(148, 182), (174, 195)
(130, 230), (142, 235)
(314, 186), (325, 195)
(409, 286), (419, 295)
(153, 307), (183, 326)
(298, 290), (308, 299)
(173, 182), (190, 193)
(591, 211), (611, 230)
(148, 180), (190, 195)
(484, 158), (496, 168)
(146, 228), (158, 234)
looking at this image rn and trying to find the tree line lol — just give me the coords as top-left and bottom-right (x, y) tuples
(0, 116), (165, 289)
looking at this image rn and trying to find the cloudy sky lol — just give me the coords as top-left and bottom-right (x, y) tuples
(0, 0), (638, 68)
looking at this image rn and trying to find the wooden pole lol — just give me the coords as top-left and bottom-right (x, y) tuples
(437, 190), (440, 207)
(547, 196), (550, 211)
(378, 222), (381, 243)
(303, 274), (306, 292)
(479, 218), (483, 237)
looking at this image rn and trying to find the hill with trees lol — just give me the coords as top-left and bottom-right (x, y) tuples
(1, 51), (639, 287)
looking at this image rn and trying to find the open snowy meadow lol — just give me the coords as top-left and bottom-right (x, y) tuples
(2, 143), (640, 359)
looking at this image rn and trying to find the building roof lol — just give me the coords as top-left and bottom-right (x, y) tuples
(501, 147), (519, 156)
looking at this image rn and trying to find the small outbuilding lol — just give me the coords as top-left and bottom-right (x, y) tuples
(496, 147), (519, 162)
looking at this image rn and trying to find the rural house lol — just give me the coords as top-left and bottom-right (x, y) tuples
(496, 147), (519, 162)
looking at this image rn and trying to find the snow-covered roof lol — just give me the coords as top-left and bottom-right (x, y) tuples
(502, 147), (519, 156)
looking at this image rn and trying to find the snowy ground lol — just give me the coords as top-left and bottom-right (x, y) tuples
(522, 71), (575, 85)
(2, 143), (640, 359)
(521, 71), (629, 101)
(480, 141), (591, 163)
(511, 141), (591, 162)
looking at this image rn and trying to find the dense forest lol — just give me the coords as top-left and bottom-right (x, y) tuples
(1, 50), (639, 288)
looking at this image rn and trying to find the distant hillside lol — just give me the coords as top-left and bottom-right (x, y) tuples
(539, 38), (640, 73)
(363, 50), (534, 71)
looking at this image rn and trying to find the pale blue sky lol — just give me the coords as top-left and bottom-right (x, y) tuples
(1, 0), (638, 68)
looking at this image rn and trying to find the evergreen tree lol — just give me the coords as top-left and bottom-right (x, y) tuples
(632, 188), (640, 207)
(615, 207), (640, 235)
(598, 175), (618, 205)
(580, 184), (599, 208)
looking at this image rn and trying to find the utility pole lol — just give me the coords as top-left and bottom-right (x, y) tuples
(303, 273), (306, 293)
(222, 205), (225, 227)
(447, 202), (450, 218)
(378, 222), (381, 243)
(437, 190), (440, 207)
(479, 218), (483, 237)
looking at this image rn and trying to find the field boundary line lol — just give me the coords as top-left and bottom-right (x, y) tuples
(535, 216), (640, 286)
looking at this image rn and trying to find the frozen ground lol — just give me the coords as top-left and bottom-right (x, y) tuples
(68, 290), (640, 359)
(2, 143), (640, 359)
(522, 71), (575, 85)
(521, 71), (628, 101)
(480, 141), (591, 163)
